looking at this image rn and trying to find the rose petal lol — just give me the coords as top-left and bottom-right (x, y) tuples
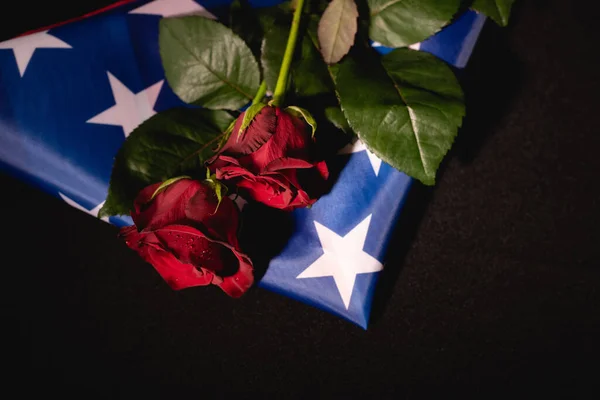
(314, 160), (330, 180)
(216, 158), (326, 210)
(206, 106), (329, 211)
(215, 162), (310, 210)
(119, 225), (141, 248)
(133, 183), (163, 208)
(132, 179), (201, 231)
(152, 226), (236, 276)
(215, 164), (257, 182)
(235, 175), (294, 210)
(264, 159), (330, 209)
(125, 230), (214, 290)
(153, 225), (254, 297)
(215, 155), (242, 166)
(258, 171), (319, 210)
(138, 244), (214, 290)
(215, 106), (276, 158)
(207, 154), (240, 175)
(214, 252), (254, 298)
(184, 183), (240, 245)
(243, 107), (312, 172)
(261, 157), (315, 173)
(284, 188), (314, 210)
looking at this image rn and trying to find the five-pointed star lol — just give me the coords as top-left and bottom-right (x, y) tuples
(129, 0), (216, 19)
(338, 138), (383, 176)
(0, 30), (71, 77)
(297, 215), (383, 309)
(87, 72), (163, 138)
(59, 192), (109, 222)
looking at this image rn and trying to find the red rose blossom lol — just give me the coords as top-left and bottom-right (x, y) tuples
(119, 178), (253, 297)
(207, 106), (329, 211)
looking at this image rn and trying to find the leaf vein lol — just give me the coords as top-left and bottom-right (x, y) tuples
(370, 0), (403, 17)
(382, 67), (429, 175)
(328, 0), (346, 61)
(165, 23), (254, 100)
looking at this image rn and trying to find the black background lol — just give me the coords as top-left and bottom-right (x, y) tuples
(2, 0), (600, 393)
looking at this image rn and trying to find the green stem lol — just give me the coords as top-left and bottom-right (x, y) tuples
(251, 80), (267, 105)
(271, 0), (305, 107)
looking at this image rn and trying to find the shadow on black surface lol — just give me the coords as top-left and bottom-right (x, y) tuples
(453, 13), (526, 164)
(369, 183), (434, 326)
(238, 202), (296, 282)
(370, 12), (526, 325)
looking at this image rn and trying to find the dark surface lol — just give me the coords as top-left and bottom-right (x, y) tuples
(2, 0), (600, 393)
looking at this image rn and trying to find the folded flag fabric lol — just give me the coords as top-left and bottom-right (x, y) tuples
(0, 0), (486, 328)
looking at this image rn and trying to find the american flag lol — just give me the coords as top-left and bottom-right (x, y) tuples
(0, 0), (486, 328)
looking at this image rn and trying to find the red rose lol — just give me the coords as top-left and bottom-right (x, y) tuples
(207, 106), (329, 211)
(119, 178), (253, 298)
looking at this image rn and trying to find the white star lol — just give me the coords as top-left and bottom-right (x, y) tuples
(338, 138), (383, 176)
(0, 30), (71, 77)
(129, 0), (216, 19)
(59, 192), (109, 223)
(87, 72), (163, 138)
(297, 215), (383, 309)
(371, 41), (421, 51)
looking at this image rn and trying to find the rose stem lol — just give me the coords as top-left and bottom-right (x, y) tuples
(271, 0), (305, 107)
(251, 80), (267, 105)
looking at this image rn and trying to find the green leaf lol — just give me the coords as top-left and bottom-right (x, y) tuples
(324, 106), (352, 135)
(229, 0), (263, 57)
(238, 102), (266, 136)
(99, 108), (235, 217)
(261, 30), (284, 95)
(285, 106), (317, 136)
(318, 0), (358, 64)
(262, 17), (334, 97)
(294, 17), (335, 97)
(368, 0), (462, 47)
(471, 0), (515, 26)
(229, 0), (291, 58)
(261, 23), (288, 95)
(150, 176), (191, 200)
(159, 16), (260, 110)
(332, 48), (465, 185)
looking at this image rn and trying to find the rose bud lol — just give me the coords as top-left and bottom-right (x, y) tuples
(207, 105), (329, 211)
(119, 178), (253, 298)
